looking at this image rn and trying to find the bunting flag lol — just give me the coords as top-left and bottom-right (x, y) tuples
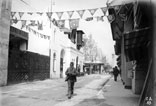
(18, 12), (24, 18)
(69, 18), (79, 29)
(46, 12), (53, 19)
(40, 34), (43, 38)
(28, 20), (37, 26)
(11, 12), (16, 18)
(37, 21), (43, 30)
(107, 14), (115, 23)
(52, 18), (58, 26)
(77, 10), (85, 18)
(67, 11), (74, 18)
(57, 20), (65, 28)
(27, 12), (33, 15)
(25, 24), (50, 40)
(97, 16), (104, 22)
(36, 12), (43, 16)
(12, 17), (18, 24)
(56, 12), (64, 20)
(21, 20), (27, 29)
(88, 8), (98, 16)
(85, 17), (93, 21)
(101, 7), (107, 16)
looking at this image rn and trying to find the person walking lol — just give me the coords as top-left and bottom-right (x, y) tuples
(113, 66), (119, 81)
(65, 62), (77, 99)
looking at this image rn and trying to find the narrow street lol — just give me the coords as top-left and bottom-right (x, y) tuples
(1, 74), (111, 106)
(1, 74), (139, 106)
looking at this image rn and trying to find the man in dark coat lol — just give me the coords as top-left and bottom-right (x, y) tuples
(113, 66), (119, 81)
(65, 62), (77, 99)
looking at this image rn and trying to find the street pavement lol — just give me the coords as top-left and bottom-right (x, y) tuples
(0, 74), (139, 106)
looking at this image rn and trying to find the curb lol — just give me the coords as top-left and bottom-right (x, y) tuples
(101, 75), (113, 87)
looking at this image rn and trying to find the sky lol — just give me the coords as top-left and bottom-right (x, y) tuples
(12, 0), (116, 66)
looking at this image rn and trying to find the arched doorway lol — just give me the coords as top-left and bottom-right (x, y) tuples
(60, 49), (65, 78)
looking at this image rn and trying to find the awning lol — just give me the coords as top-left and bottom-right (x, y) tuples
(124, 27), (150, 49)
(10, 26), (28, 40)
(124, 27), (151, 61)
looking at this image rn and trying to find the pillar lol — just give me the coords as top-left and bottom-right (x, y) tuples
(121, 35), (131, 89)
(0, 0), (12, 86)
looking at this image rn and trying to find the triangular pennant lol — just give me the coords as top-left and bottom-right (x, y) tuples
(43, 35), (46, 39)
(40, 34), (43, 38)
(36, 12), (43, 16)
(69, 18), (80, 29)
(56, 12), (64, 20)
(18, 12), (24, 18)
(57, 20), (65, 28)
(77, 10), (85, 18)
(11, 12), (16, 18)
(21, 20), (27, 29)
(26, 25), (29, 30)
(85, 17), (93, 21)
(88, 8), (98, 16)
(37, 21), (43, 30)
(47, 36), (50, 40)
(101, 7), (107, 16)
(52, 18), (58, 26)
(28, 20), (37, 26)
(27, 12), (33, 15)
(107, 14), (115, 23)
(67, 11), (74, 18)
(46, 12), (53, 19)
(12, 17), (18, 24)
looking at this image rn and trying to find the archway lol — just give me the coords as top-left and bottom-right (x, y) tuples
(60, 49), (65, 78)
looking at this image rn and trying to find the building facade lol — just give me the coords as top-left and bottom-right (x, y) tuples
(50, 25), (84, 78)
(108, 0), (156, 105)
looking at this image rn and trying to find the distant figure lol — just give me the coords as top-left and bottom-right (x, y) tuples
(65, 62), (77, 99)
(113, 66), (119, 81)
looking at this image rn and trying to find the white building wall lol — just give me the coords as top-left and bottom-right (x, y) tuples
(28, 30), (50, 56)
(50, 25), (84, 78)
(11, 22), (51, 56)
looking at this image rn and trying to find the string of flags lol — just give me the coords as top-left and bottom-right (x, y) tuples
(25, 24), (50, 40)
(11, 5), (125, 25)
(11, 18), (50, 40)
(10, 5), (126, 40)
(11, 7), (107, 19)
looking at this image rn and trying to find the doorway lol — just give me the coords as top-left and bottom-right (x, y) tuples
(60, 49), (65, 78)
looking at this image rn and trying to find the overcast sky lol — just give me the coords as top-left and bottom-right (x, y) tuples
(12, 0), (116, 66)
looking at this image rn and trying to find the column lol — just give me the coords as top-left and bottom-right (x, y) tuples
(0, 0), (12, 86)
